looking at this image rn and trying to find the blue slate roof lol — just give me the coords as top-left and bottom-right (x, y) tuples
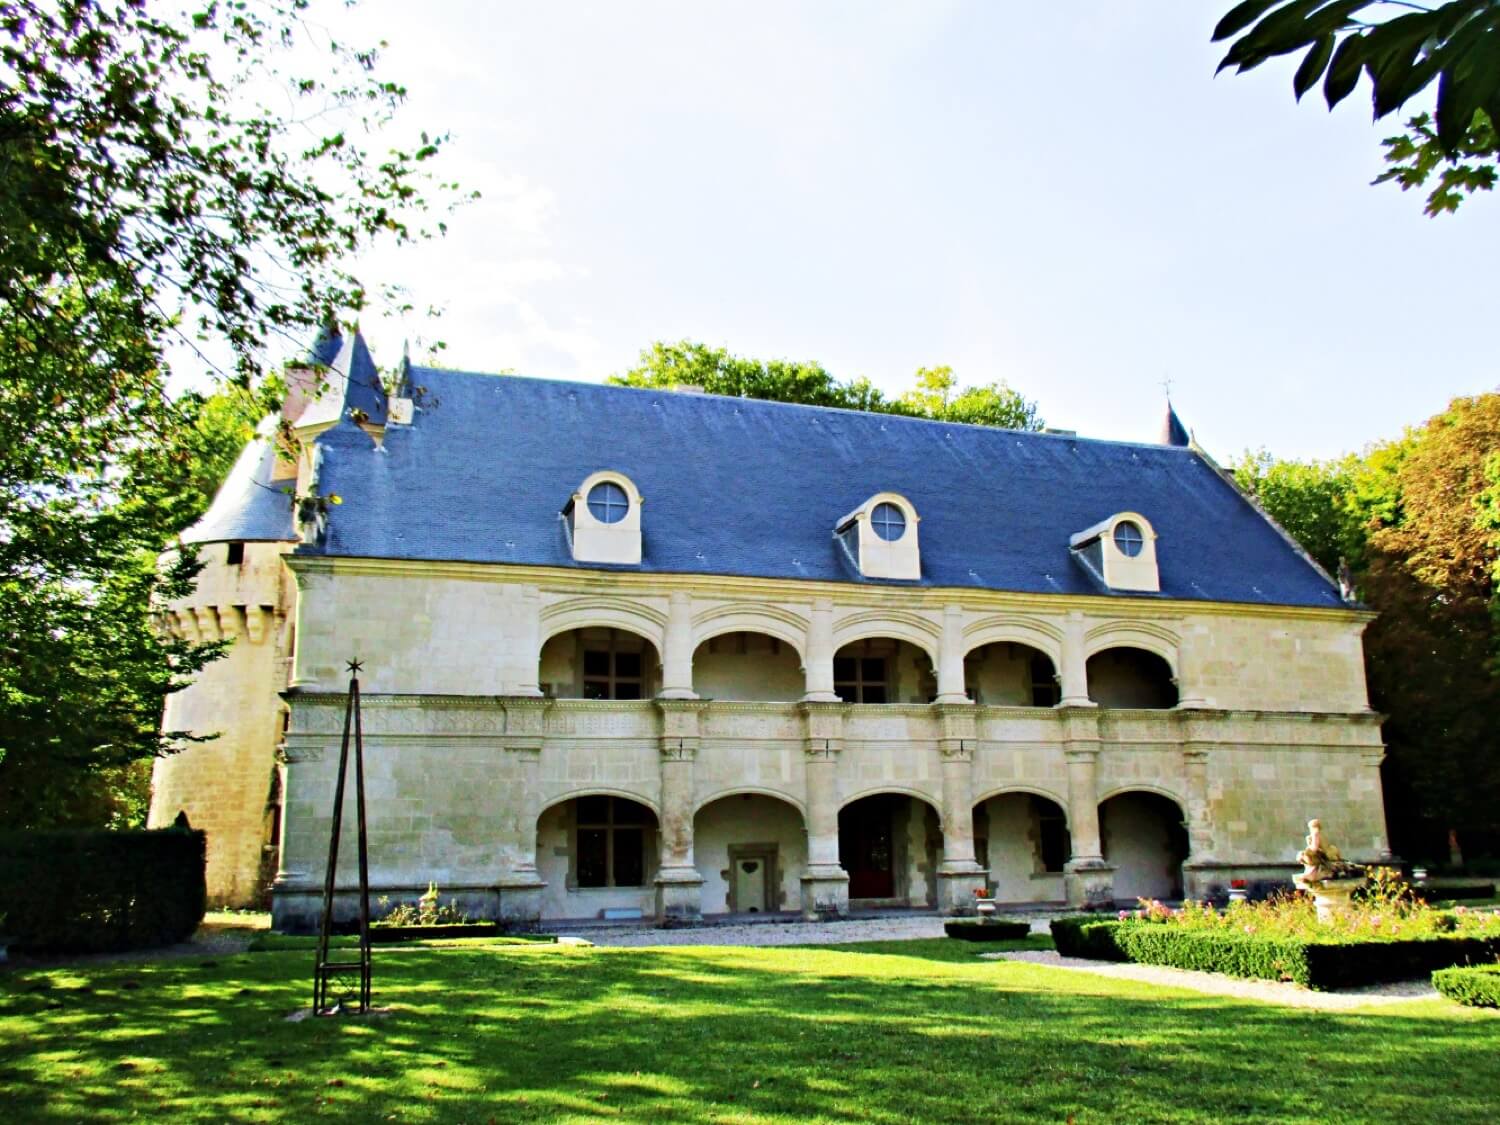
(297, 329), (388, 430)
(181, 428), (296, 544)
(298, 368), (1345, 609)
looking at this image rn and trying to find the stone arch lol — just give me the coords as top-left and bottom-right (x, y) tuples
(538, 787), (660, 821)
(960, 615), (1063, 665)
(693, 786), (805, 818)
(1087, 647), (1178, 709)
(839, 788), (944, 906)
(837, 784), (942, 813)
(1083, 621), (1180, 674)
(691, 604), (808, 660)
(693, 790), (808, 915)
(1098, 782), (1187, 808)
(972, 784), (1070, 822)
(830, 610), (940, 665)
(1098, 788), (1189, 902)
(539, 597), (668, 652)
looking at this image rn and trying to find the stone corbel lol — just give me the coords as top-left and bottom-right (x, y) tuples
(244, 605), (269, 645)
(176, 609), (200, 643)
(216, 604), (242, 641)
(194, 606), (221, 643)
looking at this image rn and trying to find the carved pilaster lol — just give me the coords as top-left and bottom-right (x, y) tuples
(935, 700), (984, 912)
(798, 699), (848, 917)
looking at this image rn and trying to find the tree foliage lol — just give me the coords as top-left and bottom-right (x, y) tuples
(1234, 394), (1500, 861)
(611, 341), (1043, 431)
(0, 1), (456, 828)
(1213, 0), (1499, 214)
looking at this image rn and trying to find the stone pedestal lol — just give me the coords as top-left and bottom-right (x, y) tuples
(938, 865), (989, 915)
(800, 865), (850, 920)
(1297, 875), (1365, 923)
(1064, 859), (1117, 908)
(655, 867), (705, 924)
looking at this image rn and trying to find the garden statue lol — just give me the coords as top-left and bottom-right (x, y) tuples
(1294, 819), (1367, 922)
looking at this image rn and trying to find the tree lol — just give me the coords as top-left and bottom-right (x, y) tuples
(611, 342), (1044, 431)
(0, 1), (458, 827)
(1213, 0), (1499, 214)
(1234, 394), (1500, 863)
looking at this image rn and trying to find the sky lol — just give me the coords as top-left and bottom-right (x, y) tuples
(326, 0), (1496, 462)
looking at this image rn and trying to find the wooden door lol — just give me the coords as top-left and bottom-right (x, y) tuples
(841, 799), (895, 898)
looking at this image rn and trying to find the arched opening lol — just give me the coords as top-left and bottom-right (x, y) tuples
(693, 793), (806, 915)
(536, 795), (659, 919)
(838, 793), (942, 907)
(964, 643), (1060, 706)
(1099, 791), (1189, 902)
(1086, 646), (1177, 709)
(692, 631), (803, 702)
(539, 627), (661, 699)
(972, 793), (1070, 903)
(833, 638), (934, 704)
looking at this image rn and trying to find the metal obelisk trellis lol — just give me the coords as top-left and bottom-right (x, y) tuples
(313, 660), (373, 1015)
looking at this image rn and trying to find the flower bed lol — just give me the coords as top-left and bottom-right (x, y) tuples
(1432, 963), (1500, 1008)
(943, 919), (1032, 942)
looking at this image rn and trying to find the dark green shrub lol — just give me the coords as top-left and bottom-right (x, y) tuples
(1432, 964), (1500, 1007)
(1049, 916), (1128, 961)
(944, 920), (1032, 942)
(0, 828), (206, 953)
(1119, 926), (1500, 991)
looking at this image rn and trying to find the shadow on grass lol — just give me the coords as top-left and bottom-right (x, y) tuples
(1, 939), (1497, 1123)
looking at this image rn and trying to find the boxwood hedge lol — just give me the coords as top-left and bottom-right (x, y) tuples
(1118, 926), (1500, 991)
(0, 828), (206, 953)
(1432, 963), (1500, 1008)
(1049, 916), (1128, 961)
(944, 919), (1032, 942)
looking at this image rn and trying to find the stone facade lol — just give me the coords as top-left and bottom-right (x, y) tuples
(267, 560), (1388, 931)
(147, 541), (296, 906)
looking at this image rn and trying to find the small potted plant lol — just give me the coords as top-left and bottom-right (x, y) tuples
(1228, 878), (1249, 903)
(974, 886), (997, 918)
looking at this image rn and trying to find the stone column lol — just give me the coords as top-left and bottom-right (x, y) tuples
(1061, 707), (1114, 907)
(802, 598), (840, 702)
(655, 701), (705, 922)
(935, 704), (985, 913)
(799, 701), (849, 918)
(1174, 619), (1210, 709)
(497, 696), (550, 924)
(1057, 611), (1095, 707)
(658, 591), (697, 699)
(934, 603), (969, 704)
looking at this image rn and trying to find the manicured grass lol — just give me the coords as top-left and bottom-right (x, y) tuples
(2, 937), (1498, 1123)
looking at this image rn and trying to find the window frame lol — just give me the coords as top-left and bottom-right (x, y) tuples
(833, 654), (889, 703)
(580, 630), (648, 700)
(586, 480), (630, 524)
(574, 796), (649, 889)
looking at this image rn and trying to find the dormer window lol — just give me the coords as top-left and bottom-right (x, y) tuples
(1070, 511), (1160, 593)
(587, 481), (629, 524)
(836, 492), (920, 580)
(568, 471), (642, 565)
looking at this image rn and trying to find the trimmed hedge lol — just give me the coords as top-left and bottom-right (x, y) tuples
(1413, 883), (1496, 903)
(1049, 916), (1128, 961)
(0, 828), (206, 953)
(944, 920), (1032, 942)
(1432, 963), (1500, 1008)
(1118, 926), (1500, 991)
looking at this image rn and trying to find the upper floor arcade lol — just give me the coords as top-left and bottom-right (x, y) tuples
(285, 560), (1377, 717)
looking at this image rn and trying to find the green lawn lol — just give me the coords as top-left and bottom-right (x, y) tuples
(1, 936), (1496, 1123)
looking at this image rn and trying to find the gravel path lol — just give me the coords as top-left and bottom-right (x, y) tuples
(984, 949), (1441, 1010)
(573, 914), (1034, 947)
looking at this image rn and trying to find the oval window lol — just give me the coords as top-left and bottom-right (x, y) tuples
(586, 480), (630, 524)
(870, 501), (906, 542)
(1113, 520), (1145, 557)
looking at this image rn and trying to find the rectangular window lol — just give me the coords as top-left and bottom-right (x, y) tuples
(1037, 805), (1070, 873)
(226, 542), (245, 566)
(1030, 653), (1060, 708)
(582, 642), (647, 700)
(834, 655), (888, 703)
(574, 797), (649, 888)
